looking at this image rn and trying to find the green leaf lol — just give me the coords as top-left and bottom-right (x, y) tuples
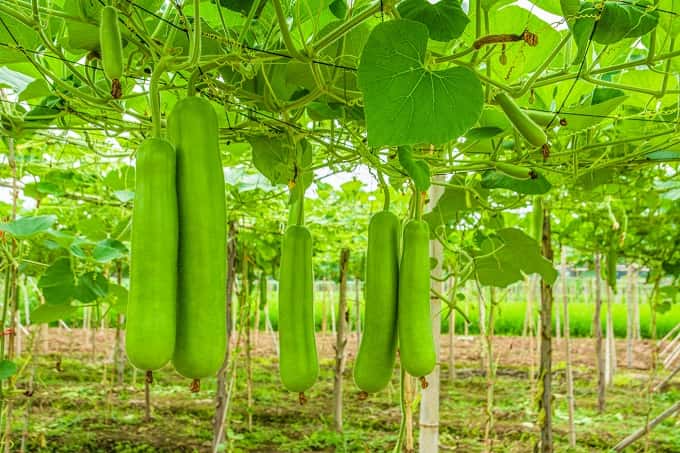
(218, 0), (258, 16)
(0, 360), (17, 380)
(107, 283), (129, 312)
(358, 19), (484, 146)
(397, 0), (470, 42)
(645, 150), (680, 161)
(465, 127), (505, 141)
(0, 215), (56, 238)
(423, 177), (486, 232)
(473, 228), (558, 287)
(23, 182), (65, 199)
(329, 0), (347, 19)
(74, 272), (109, 303)
(38, 258), (76, 305)
(18, 78), (51, 102)
(92, 238), (128, 262)
(560, 0), (580, 23)
(249, 136), (312, 189)
(30, 304), (77, 324)
(574, 168), (616, 190)
(0, 20), (40, 64)
(249, 135), (297, 185)
(573, 1), (659, 49)
(659, 0), (680, 37)
(561, 94), (628, 131)
(481, 171), (552, 195)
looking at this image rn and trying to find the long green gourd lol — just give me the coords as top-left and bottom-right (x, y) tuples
(398, 219), (436, 378)
(168, 97), (227, 381)
(495, 92), (547, 148)
(278, 224), (318, 396)
(354, 211), (399, 393)
(126, 138), (177, 371)
(99, 6), (123, 98)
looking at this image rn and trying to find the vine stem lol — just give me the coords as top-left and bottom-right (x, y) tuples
(296, 195), (304, 226)
(149, 58), (167, 139)
(272, 0), (308, 61)
(376, 170), (390, 211)
(311, 2), (381, 54)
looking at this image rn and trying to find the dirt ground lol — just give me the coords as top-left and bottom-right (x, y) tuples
(36, 327), (660, 370)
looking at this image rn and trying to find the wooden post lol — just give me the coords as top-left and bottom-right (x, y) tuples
(212, 221), (237, 451)
(355, 277), (361, 345)
(561, 247), (576, 447)
(605, 285), (617, 385)
(419, 182), (444, 453)
(333, 248), (350, 432)
(483, 288), (496, 452)
(594, 253), (606, 414)
(537, 204), (554, 452)
(626, 264), (634, 367)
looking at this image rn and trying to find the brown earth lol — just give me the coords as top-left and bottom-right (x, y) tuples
(36, 327), (659, 370)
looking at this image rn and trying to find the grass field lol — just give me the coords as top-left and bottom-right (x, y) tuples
(257, 296), (680, 339)
(12, 348), (679, 452)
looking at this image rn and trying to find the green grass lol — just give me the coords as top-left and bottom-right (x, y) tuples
(12, 353), (680, 452)
(254, 294), (679, 339)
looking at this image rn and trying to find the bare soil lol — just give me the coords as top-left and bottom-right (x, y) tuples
(38, 327), (658, 370)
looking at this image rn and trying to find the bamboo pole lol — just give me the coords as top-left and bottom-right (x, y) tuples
(332, 249), (349, 432)
(561, 247), (576, 447)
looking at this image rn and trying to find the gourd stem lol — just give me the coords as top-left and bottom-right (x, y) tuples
(377, 170), (390, 212)
(297, 196), (305, 226)
(272, 0), (308, 61)
(414, 189), (424, 221)
(149, 58), (167, 139)
(186, 0), (201, 69)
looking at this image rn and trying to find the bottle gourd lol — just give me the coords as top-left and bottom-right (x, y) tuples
(168, 97), (227, 380)
(126, 138), (177, 371)
(495, 92), (547, 149)
(278, 225), (319, 393)
(99, 6), (123, 98)
(354, 211), (400, 393)
(398, 219), (436, 378)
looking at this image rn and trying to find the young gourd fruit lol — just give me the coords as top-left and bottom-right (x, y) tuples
(99, 6), (124, 98)
(494, 162), (537, 180)
(278, 225), (319, 396)
(168, 97), (227, 382)
(495, 92), (548, 150)
(398, 219), (436, 379)
(354, 211), (399, 394)
(126, 138), (177, 372)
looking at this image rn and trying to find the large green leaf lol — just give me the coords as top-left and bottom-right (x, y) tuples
(561, 94), (628, 131)
(30, 303), (77, 324)
(74, 272), (109, 303)
(92, 238), (128, 262)
(0, 18), (40, 64)
(248, 135), (311, 188)
(357, 19), (483, 146)
(0, 215), (56, 238)
(473, 228), (558, 287)
(573, 1), (659, 50)
(397, 0), (470, 42)
(38, 258), (76, 305)
(659, 0), (680, 37)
